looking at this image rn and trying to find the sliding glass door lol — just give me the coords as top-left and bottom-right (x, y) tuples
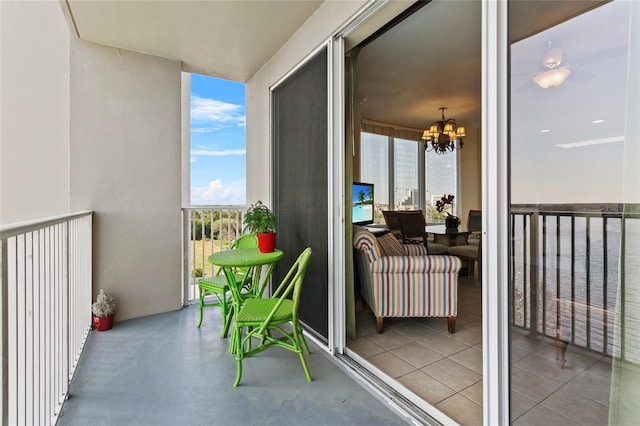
(508, 1), (640, 423)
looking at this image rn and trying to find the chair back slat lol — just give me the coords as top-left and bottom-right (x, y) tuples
(258, 247), (312, 332)
(467, 210), (482, 233)
(397, 211), (429, 248)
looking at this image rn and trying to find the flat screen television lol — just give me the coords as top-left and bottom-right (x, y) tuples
(352, 181), (374, 225)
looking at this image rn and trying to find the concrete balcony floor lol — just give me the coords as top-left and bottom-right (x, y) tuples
(57, 304), (409, 426)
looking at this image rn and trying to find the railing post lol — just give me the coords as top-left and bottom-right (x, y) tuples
(529, 210), (539, 337)
(182, 210), (191, 307)
(2, 238), (8, 425)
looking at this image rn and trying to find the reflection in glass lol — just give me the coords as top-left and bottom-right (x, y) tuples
(509, 1), (638, 424)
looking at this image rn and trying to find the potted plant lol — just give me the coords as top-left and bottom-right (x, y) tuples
(92, 289), (116, 331)
(436, 194), (460, 230)
(244, 201), (277, 253)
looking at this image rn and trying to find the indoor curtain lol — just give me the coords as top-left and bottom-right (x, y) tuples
(345, 47), (360, 339)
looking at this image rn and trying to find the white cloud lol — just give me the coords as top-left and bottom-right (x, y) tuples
(191, 95), (245, 129)
(191, 179), (246, 205)
(191, 149), (246, 157)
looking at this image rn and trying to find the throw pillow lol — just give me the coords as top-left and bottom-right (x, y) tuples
(377, 232), (406, 257)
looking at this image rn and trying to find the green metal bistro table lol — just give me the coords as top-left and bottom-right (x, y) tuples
(207, 248), (283, 352)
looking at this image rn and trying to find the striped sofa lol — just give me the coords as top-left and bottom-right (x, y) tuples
(353, 226), (462, 334)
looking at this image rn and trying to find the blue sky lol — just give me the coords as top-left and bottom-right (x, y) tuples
(190, 74), (246, 205)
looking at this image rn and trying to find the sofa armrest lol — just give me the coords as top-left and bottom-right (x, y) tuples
(370, 255), (461, 273)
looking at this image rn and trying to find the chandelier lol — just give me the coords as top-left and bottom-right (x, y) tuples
(422, 107), (465, 154)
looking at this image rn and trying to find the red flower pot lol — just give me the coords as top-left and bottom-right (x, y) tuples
(93, 314), (114, 331)
(257, 232), (276, 253)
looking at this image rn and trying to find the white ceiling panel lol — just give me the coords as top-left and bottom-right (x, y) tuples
(66, 0), (323, 82)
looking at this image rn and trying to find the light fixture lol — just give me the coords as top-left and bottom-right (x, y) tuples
(533, 42), (571, 88)
(533, 68), (571, 88)
(422, 107), (465, 154)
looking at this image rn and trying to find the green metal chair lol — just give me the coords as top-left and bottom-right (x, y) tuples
(231, 247), (313, 387)
(197, 234), (257, 338)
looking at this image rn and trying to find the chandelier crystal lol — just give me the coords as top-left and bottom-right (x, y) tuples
(422, 107), (465, 154)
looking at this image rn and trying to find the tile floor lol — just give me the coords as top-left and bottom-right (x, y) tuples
(347, 275), (612, 426)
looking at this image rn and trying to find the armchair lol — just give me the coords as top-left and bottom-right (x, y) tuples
(353, 226), (462, 334)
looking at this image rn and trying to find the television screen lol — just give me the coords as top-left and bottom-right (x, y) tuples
(352, 182), (374, 225)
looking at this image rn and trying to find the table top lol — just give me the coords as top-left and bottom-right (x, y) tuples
(425, 225), (469, 235)
(208, 248), (283, 267)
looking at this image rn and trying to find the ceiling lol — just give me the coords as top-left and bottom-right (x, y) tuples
(64, 0), (323, 82)
(355, 0), (610, 133)
(356, 0), (482, 132)
(64, 0), (615, 136)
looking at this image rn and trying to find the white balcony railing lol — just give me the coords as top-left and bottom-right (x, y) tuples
(182, 206), (246, 304)
(1, 211), (93, 426)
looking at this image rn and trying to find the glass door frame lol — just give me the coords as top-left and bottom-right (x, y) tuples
(481, 1), (510, 424)
(330, 0), (512, 424)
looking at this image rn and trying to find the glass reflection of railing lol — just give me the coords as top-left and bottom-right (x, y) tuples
(510, 203), (639, 357)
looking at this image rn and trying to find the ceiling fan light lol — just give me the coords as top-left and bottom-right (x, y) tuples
(533, 68), (571, 89)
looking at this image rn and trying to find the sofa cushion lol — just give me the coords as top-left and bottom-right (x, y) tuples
(376, 232), (406, 257)
(427, 242), (450, 255)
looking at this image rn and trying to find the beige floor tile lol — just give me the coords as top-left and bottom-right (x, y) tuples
(513, 353), (582, 385)
(436, 394), (483, 426)
(421, 358), (481, 392)
(397, 370), (456, 405)
(542, 385), (609, 425)
(390, 341), (443, 369)
(460, 380), (483, 406)
(448, 327), (482, 347)
(391, 321), (437, 340)
(414, 316), (450, 333)
(346, 337), (385, 358)
(513, 404), (581, 426)
(510, 344), (537, 363)
(450, 347), (483, 374)
(510, 366), (564, 403)
(418, 333), (470, 357)
(367, 351), (416, 378)
(366, 328), (412, 350)
(559, 367), (612, 406)
(510, 390), (537, 421)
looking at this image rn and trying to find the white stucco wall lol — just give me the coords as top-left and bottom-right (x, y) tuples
(246, 1), (367, 203)
(70, 39), (182, 321)
(0, 1), (70, 224)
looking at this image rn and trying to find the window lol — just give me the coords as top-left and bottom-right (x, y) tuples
(360, 131), (457, 223)
(190, 74), (246, 205)
(394, 138), (419, 210)
(424, 149), (457, 222)
(360, 132), (389, 223)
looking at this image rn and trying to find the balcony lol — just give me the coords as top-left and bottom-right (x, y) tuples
(2, 203), (637, 425)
